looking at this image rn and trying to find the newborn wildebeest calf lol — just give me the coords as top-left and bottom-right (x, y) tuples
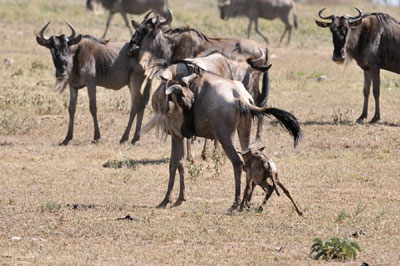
(240, 147), (303, 215)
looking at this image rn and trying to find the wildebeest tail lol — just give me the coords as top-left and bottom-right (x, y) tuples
(260, 71), (270, 107)
(249, 107), (301, 147)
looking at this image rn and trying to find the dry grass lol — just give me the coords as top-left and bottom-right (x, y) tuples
(1, 0), (400, 265)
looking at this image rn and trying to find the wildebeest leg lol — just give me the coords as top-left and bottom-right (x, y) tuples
(357, 70), (372, 123)
(275, 175), (303, 216)
(131, 77), (151, 144)
(120, 73), (145, 144)
(218, 135), (243, 211)
(120, 11), (134, 36)
(201, 138), (208, 161)
(254, 18), (269, 44)
(87, 84), (100, 143)
(158, 135), (185, 208)
(247, 19), (253, 39)
(279, 15), (292, 44)
(101, 12), (115, 39)
(60, 86), (78, 146)
(237, 115), (251, 150)
(240, 171), (252, 211)
(258, 182), (275, 213)
(186, 138), (194, 162)
(370, 68), (381, 123)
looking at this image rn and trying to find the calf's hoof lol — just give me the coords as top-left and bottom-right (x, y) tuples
(369, 117), (380, 124)
(59, 139), (70, 146)
(172, 197), (186, 208)
(228, 202), (240, 213)
(157, 198), (172, 209)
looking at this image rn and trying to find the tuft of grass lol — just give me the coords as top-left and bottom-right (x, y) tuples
(43, 200), (61, 212)
(336, 210), (348, 223)
(310, 237), (361, 261)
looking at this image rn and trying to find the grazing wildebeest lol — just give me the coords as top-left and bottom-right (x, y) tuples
(86, 0), (170, 38)
(316, 8), (400, 123)
(218, 0), (298, 44)
(128, 9), (271, 145)
(239, 146), (303, 215)
(36, 22), (150, 145)
(140, 62), (301, 210)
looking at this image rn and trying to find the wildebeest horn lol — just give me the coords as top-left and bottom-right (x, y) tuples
(348, 7), (363, 22)
(318, 8), (334, 20)
(250, 48), (265, 65)
(182, 73), (197, 86)
(65, 21), (77, 40)
(39, 21), (51, 42)
(143, 10), (155, 21)
(160, 8), (173, 26)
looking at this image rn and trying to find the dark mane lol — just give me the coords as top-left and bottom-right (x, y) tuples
(82, 35), (109, 45)
(164, 26), (209, 41)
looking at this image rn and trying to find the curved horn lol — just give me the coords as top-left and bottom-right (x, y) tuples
(318, 8), (335, 20)
(250, 48), (265, 65)
(143, 10), (154, 21)
(349, 7), (363, 22)
(160, 8), (173, 26)
(65, 21), (77, 41)
(39, 21), (51, 42)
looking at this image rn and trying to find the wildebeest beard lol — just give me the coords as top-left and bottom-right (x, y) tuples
(54, 76), (69, 93)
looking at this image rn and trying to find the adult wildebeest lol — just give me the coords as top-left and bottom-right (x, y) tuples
(86, 0), (170, 38)
(218, 0), (298, 44)
(128, 9), (271, 145)
(140, 61), (301, 210)
(36, 22), (150, 145)
(239, 146), (303, 215)
(316, 8), (400, 123)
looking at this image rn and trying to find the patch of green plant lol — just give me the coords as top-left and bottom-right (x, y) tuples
(43, 200), (61, 212)
(187, 160), (203, 180)
(310, 237), (361, 261)
(207, 149), (226, 178)
(336, 210), (348, 223)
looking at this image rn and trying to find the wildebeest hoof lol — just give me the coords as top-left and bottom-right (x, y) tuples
(172, 198), (186, 207)
(156, 199), (171, 209)
(131, 136), (140, 145)
(91, 139), (99, 144)
(59, 139), (70, 146)
(228, 203), (240, 213)
(369, 117), (380, 124)
(120, 136), (128, 144)
(257, 206), (264, 213)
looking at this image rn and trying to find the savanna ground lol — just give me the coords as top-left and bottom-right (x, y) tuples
(1, 0), (400, 265)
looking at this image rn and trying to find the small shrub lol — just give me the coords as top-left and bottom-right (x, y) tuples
(44, 201), (61, 212)
(336, 210), (348, 223)
(310, 237), (361, 261)
(188, 160), (203, 180)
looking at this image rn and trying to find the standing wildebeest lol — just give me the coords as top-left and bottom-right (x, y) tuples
(128, 10), (271, 145)
(239, 146), (303, 215)
(140, 62), (301, 210)
(218, 0), (298, 44)
(86, 0), (170, 38)
(316, 8), (400, 123)
(36, 22), (150, 145)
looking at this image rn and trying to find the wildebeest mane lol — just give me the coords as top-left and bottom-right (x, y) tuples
(164, 26), (210, 41)
(81, 34), (109, 45)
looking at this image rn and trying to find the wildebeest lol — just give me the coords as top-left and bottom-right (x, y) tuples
(128, 10), (271, 144)
(86, 0), (170, 38)
(316, 8), (400, 123)
(218, 0), (298, 44)
(239, 146), (303, 215)
(140, 62), (301, 210)
(36, 22), (150, 145)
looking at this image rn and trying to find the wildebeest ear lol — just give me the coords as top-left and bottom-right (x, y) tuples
(349, 19), (362, 27)
(131, 20), (140, 30)
(315, 20), (331, 28)
(165, 84), (181, 95)
(36, 36), (51, 48)
(67, 34), (82, 46)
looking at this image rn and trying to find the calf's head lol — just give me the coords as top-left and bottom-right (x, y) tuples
(315, 8), (363, 63)
(218, 0), (237, 20)
(36, 22), (82, 90)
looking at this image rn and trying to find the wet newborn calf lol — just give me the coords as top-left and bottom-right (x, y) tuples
(240, 147), (303, 215)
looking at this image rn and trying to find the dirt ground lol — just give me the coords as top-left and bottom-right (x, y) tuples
(1, 0), (400, 265)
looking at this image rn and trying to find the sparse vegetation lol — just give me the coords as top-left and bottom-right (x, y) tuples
(310, 237), (361, 261)
(1, 0), (400, 265)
